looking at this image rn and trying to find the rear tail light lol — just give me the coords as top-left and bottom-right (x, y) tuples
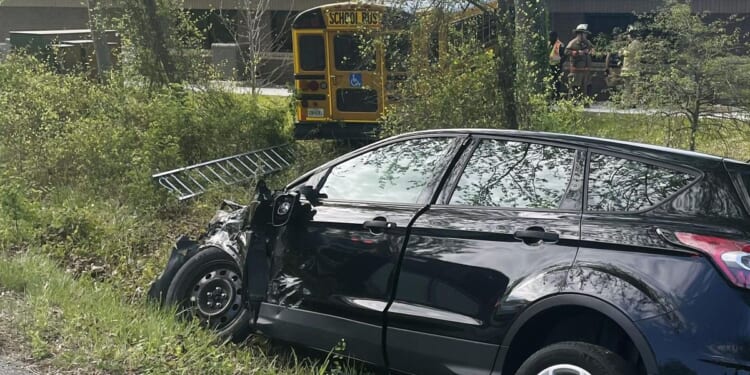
(675, 232), (750, 288)
(307, 81), (320, 91)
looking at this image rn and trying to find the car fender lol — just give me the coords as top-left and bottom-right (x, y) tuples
(147, 235), (202, 304)
(564, 261), (677, 321)
(492, 293), (659, 375)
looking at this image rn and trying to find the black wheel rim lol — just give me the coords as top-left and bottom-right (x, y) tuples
(186, 267), (243, 330)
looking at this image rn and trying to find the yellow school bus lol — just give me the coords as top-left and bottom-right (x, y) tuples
(292, 2), (411, 140)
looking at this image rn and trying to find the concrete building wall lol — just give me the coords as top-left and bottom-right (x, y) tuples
(0, 7), (88, 40)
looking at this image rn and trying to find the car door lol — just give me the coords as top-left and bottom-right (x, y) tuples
(263, 136), (462, 366)
(385, 136), (585, 374)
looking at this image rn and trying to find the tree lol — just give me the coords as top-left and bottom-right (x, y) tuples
(383, 0), (553, 133)
(218, 0), (296, 93)
(614, 1), (750, 151)
(87, 0), (113, 82)
(117, 0), (205, 86)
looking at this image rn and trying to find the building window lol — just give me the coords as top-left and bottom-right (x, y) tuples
(189, 10), (238, 49)
(271, 11), (298, 52)
(584, 13), (638, 38)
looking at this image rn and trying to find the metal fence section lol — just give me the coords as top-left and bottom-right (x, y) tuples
(152, 144), (295, 201)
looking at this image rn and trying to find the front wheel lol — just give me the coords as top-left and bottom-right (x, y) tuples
(515, 342), (636, 375)
(164, 246), (252, 342)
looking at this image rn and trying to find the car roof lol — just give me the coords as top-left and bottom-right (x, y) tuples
(286, 129), (745, 190)
(399, 129), (746, 167)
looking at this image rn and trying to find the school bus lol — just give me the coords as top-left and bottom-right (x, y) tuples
(291, 3), (412, 140)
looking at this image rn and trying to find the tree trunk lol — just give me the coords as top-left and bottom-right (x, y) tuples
(689, 111), (699, 151)
(87, 0), (112, 82)
(495, 3), (518, 129)
(513, 0), (549, 128)
(514, 0), (549, 90)
(144, 0), (177, 84)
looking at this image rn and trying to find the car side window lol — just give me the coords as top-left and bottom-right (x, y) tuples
(320, 137), (454, 204)
(587, 153), (696, 212)
(449, 139), (582, 209)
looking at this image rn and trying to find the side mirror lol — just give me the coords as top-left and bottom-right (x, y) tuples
(255, 180), (273, 203)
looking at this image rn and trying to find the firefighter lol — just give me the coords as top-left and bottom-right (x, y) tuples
(549, 31), (565, 98)
(565, 24), (595, 99)
(620, 25), (643, 79)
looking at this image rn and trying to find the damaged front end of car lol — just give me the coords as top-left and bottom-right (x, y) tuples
(147, 180), (312, 341)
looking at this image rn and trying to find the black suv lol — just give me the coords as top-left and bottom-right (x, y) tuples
(151, 130), (750, 375)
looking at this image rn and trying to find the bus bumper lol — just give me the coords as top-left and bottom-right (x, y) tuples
(294, 122), (380, 141)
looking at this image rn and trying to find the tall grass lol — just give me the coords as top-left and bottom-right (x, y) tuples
(0, 254), (329, 374)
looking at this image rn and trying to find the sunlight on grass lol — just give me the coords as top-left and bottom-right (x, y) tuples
(0, 254), (332, 374)
(580, 113), (750, 161)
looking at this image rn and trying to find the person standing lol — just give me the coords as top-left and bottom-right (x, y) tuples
(549, 31), (565, 98)
(565, 24), (595, 99)
(620, 25), (643, 79)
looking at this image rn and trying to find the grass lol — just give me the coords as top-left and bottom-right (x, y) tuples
(0, 93), (748, 374)
(0, 140), (354, 374)
(0, 254), (331, 374)
(579, 112), (750, 161)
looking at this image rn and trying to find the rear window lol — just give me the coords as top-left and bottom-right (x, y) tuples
(298, 35), (325, 71)
(588, 153), (696, 212)
(334, 33), (375, 71)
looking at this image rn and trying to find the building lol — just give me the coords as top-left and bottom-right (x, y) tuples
(2, 0), (749, 83)
(550, 0), (750, 41)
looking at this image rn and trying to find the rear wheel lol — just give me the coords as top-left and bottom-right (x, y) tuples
(165, 247), (251, 342)
(515, 342), (636, 375)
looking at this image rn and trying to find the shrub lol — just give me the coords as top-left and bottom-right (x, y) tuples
(0, 53), (293, 293)
(0, 54), (290, 207)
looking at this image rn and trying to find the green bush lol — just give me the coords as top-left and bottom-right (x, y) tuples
(0, 54), (290, 206)
(0, 53), (293, 293)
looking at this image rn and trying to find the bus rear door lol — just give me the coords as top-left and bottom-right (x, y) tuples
(293, 31), (329, 126)
(326, 31), (384, 125)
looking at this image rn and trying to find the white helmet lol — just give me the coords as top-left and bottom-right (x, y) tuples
(573, 24), (591, 34)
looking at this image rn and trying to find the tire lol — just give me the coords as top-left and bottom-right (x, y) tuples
(515, 341), (636, 375)
(165, 246), (252, 342)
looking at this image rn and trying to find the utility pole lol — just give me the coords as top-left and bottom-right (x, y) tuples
(87, 0), (112, 82)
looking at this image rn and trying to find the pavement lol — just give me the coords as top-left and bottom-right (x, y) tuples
(205, 82), (750, 121)
(199, 81), (292, 96)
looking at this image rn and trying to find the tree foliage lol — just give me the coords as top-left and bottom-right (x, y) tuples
(115, 0), (209, 85)
(381, 0), (587, 136)
(614, 0), (750, 150)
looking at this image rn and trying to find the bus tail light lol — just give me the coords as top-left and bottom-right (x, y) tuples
(674, 232), (750, 289)
(307, 81), (320, 91)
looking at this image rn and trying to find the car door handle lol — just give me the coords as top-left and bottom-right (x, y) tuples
(363, 220), (397, 230)
(514, 230), (560, 243)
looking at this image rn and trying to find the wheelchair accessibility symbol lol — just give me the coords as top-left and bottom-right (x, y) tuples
(349, 73), (363, 88)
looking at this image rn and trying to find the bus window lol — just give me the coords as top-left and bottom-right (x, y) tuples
(299, 35), (326, 71)
(334, 34), (375, 71)
(385, 34), (410, 71)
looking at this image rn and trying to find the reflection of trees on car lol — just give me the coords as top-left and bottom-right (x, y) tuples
(322, 138), (454, 203)
(587, 154), (695, 212)
(451, 140), (578, 209)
